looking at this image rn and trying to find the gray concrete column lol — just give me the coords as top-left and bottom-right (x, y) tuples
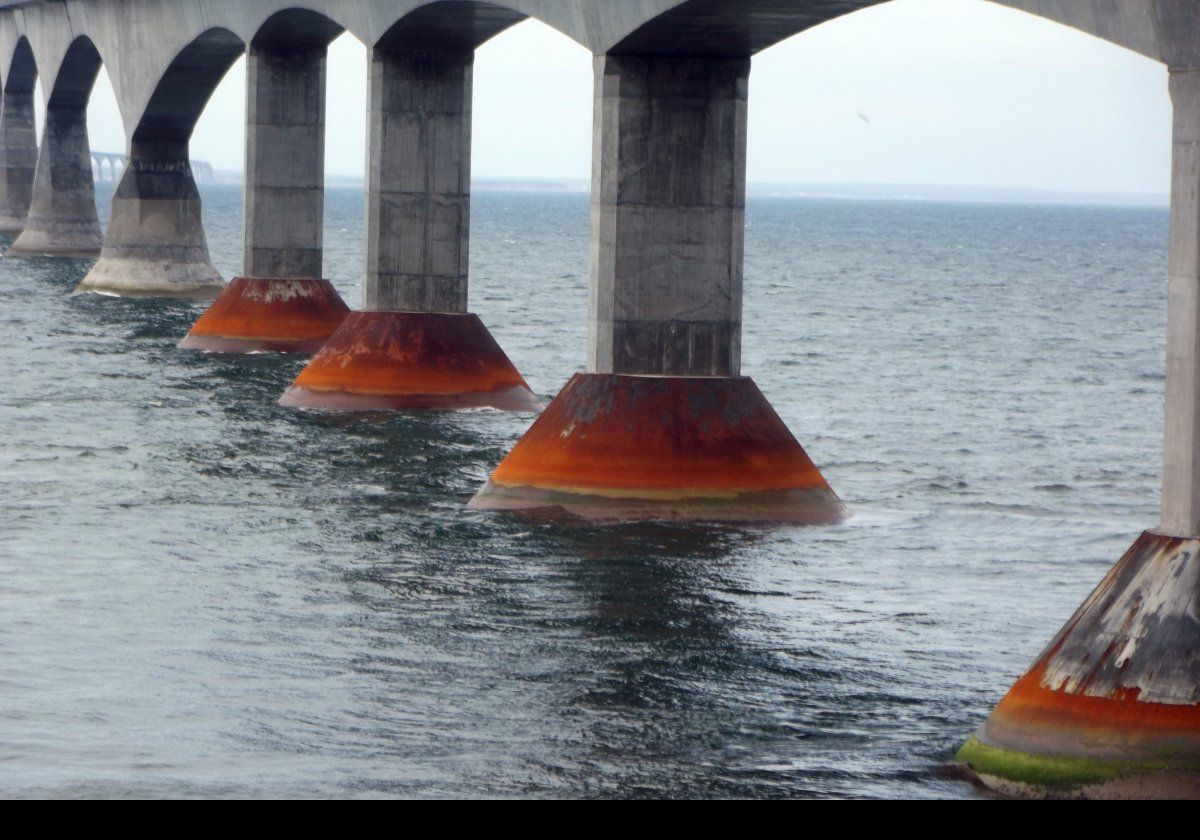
(9, 103), (101, 255)
(1163, 68), (1200, 537)
(364, 48), (471, 313)
(588, 54), (749, 377)
(0, 89), (37, 232)
(76, 138), (223, 297)
(244, 43), (326, 279)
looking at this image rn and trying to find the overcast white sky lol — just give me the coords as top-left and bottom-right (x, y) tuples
(74, 0), (1171, 197)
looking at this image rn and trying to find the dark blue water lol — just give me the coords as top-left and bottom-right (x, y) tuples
(0, 184), (1169, 797)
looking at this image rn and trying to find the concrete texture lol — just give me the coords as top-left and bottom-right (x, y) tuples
(589, 54), (748, 377)
(243, 10), (341, 280)
(1163, 68), (1200, 537)
(9, 36), (102, 256)
(76, 137), (223, 296)
(0, 37), (35, 233)
(364, 47), (473, 313)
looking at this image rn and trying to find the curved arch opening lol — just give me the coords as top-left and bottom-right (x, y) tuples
(133, 28), (244, 153)
(375, 0), (525, 53)
(8, 35), (111, 255)
(0, 37), (39, 231)
(6, 36), (37, 96)
(469, 19), (593, 379)
(727, 0), (1170, 522)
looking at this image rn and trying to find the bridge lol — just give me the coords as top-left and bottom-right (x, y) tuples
(0, 0), (1196, 798)
(89, 151), (213, 183)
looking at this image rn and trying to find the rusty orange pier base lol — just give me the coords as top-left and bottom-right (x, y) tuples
(955, 531), (1200, 798)
(278, 310), (542, 412)
(469, 373), (846, 523)
(179, 277), (349, 354)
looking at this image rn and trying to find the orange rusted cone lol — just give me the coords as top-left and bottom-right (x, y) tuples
(278, 311), (542, 412)
(469, 372), (846, 523)
(955, 531), (1200, 798)
(179, 277), (350, 354)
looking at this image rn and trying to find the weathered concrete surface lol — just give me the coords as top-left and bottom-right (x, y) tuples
(76, 139), (223, 297)
(589, 54), (748, 377)
(75, 27), (243, 296)
(8, 104), (101, 254)
(243, 11), (341, 279)
(470, 373), (845, 521)
(179, 276), (349, 353)
(1163, 68), (1200, 537)
(279, 311), (542, 411)
(364, 47), (473, 313)
(956, 531), (1200, 798)
(0, 37), (36, 233)
(9, 36), (103, 256)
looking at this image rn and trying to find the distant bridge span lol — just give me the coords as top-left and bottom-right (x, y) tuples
(90, 151), (213, 183)
(0, 0), (1197, 799)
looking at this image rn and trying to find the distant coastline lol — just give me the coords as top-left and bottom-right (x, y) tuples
(209, 171), (1167, 208)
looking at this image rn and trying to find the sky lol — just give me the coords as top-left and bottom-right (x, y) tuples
(69, 0), (1171, 198)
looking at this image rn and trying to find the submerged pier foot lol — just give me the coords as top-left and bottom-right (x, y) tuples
(278, 310), (542, 412)
(179, 277), (349, 354)
(954, 530), (1200, 799)
(469, 373), (846, 523)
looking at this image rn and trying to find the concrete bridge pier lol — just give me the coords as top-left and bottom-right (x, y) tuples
(75, 138), (223, 297)
(181, 21), (348, 353)
(75, 28), (240, 298)
(280, 43), (539, 411)
(9, 39), (104, 257)
(0, 56), (37, 233)
(8, 104), (102, 255)
(469, 54), (844, 522)
(955, 67), (1200, 799)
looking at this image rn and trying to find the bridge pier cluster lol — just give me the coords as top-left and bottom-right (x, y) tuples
(0, 0), (1198, 799)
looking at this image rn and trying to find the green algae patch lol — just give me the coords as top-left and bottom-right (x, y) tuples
(954, 736), (1128, 792)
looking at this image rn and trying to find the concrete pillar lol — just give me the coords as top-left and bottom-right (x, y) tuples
(588, 54), (748, 377)
(1162, 68), (1200, 537)
(243, 43), (325, 279)
(0, 88), (37, 232)
(364, 48), (471, 313)
(76, 138), (223, 297)
(180, 40), (349, 354)
(9, 103), (101, 255)
(280, 44), (538, 411)
(470, 52), (842, 521)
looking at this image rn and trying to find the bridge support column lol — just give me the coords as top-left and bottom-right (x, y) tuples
(0, 87), (36, 233)
(955, 68), (1200, 799)
(280, 47), (539, 410)
(75, 140), (222, 297)
(9, 103), (101, 256)
(181, 41), (347, 353)
(469, 54), (843, 521)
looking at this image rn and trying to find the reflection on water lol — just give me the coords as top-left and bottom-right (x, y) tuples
(0, 184), (1169, 797)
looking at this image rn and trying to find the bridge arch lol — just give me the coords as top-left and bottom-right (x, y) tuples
(76, 27), (243, 296)
(7, 35), (108, 255)
(132, 27), (244, 154)
(375, 1), (526, 52)
(4, 36), (37, 97)
(0, 36), (38, 230)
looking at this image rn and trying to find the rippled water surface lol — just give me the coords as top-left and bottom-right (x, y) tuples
(0, 184), (1169, 797)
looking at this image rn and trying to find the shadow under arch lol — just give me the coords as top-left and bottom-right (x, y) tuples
(77, 27), (244, 297)
(610, 0), (882, 57)
(375, 0), (527, 52)
(0, 36), (38, 231)
(9, 35), (105, 256)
